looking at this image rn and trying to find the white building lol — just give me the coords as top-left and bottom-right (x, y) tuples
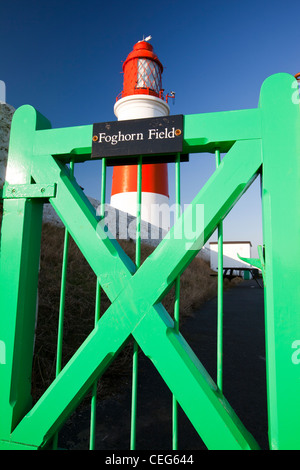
(209, 241), (252, 278)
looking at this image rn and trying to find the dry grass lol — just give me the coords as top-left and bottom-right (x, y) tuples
(0, 203), (231, 405)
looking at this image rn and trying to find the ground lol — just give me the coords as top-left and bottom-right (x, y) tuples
(57, 280), (268, 451)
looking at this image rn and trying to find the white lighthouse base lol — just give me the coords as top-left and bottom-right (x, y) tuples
(114, 94), (170, 120)
(111, 191), (170, 232)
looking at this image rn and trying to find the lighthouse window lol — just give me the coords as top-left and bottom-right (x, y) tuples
(137, 59), (162, 93)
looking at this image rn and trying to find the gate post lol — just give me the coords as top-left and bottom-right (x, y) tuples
(0, 106), (50, 444)
(260, 73), (300, 449)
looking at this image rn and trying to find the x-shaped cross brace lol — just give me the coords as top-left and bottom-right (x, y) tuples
(2, 104), (262, 450)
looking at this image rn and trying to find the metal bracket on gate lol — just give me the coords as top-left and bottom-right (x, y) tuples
(0, 183), (56, 200)
(238, 245), (265, 283)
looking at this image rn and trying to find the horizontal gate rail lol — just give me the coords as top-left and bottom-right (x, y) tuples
(0, 73), (300, 450)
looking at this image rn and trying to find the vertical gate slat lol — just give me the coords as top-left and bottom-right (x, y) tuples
(172, 152), (181, 450)
(215, 149), (223, 392)
(53, 159), (74, 450)
(130, 155), (142, 450)
(89, 157), (106, 450)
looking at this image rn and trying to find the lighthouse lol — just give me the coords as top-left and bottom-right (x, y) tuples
(111, 38), (171, 231)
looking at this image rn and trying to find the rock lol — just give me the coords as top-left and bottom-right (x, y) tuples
(0, 103), (15, 188)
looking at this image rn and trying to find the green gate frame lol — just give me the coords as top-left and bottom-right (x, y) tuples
(0, 73), (300, 450)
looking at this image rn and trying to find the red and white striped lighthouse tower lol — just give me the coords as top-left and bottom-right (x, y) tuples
(111, 38), (170, 231)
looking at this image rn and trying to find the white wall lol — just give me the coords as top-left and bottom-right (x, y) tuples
(210, 242), (251, 271)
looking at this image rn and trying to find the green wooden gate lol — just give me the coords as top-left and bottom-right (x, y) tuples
(0, 73), (300, 450)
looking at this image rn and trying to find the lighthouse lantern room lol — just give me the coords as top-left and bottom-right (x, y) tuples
(119, 39), (163, 99)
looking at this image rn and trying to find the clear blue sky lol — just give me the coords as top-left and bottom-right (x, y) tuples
(1, 0), (299, 254)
